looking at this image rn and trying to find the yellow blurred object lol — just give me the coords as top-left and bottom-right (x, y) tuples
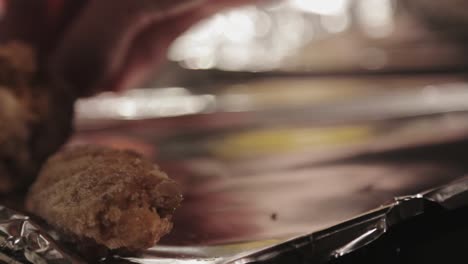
(221, 79), (371, 109)
(212, 125), (374, 160)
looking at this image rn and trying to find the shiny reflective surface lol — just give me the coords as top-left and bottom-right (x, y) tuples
(74, 114), (468, 248)
(70, 76), (468, 263)
(163, 0), (468, 74)
(0, 207), (80, 263)
(3, 173), (468, 263)
(76, 75), (468, 127)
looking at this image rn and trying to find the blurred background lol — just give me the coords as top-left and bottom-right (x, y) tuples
(73, 0), (468, 248)
(77, 0), (468, 126)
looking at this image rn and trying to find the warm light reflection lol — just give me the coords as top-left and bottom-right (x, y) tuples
(223, 8), (257, 43)
(289, 0), (349, 15)
(167, 0), (397, 72)
(76, 83), (468, 127)
(357, 0), (395, 38)
(168, 4), (311, 71)
(75, 87), (216, 121)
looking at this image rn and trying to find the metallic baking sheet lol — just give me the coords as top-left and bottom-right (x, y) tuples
(2, 174), (468, 263)
(6, 77), (468, 263)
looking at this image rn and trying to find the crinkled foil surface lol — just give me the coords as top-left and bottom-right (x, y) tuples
(2, 175), (468, 264)
(0, 206), (80, 263)
(8, 78), (468, 263)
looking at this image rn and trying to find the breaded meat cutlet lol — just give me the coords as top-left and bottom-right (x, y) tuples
(0, 41), (74, 193)
(26, 145), (183, 254)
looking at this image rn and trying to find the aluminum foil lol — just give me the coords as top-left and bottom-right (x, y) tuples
(11, 70), (468, 264)
(2, 174), (468, 263)
(0, 207), (81, 264)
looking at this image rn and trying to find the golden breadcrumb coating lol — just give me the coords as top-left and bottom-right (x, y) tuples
(26, 145), (182, 252)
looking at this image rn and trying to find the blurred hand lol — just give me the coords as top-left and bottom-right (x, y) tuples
(0, 0), (258, 97)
